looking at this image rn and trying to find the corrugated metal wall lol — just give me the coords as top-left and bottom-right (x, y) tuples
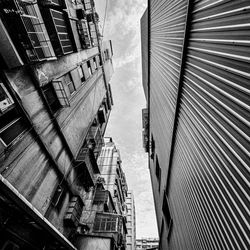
(141, 9), (149, 101)
(150, 0), (188, 209)
(149, 0), (250, 249)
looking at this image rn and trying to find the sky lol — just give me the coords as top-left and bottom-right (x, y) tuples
(95, 0), (158, 238)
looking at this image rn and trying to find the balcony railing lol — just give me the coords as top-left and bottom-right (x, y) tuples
(0, 0), (56, 62)
(87, 126), (103, 159)
(93, 212), (123, 233)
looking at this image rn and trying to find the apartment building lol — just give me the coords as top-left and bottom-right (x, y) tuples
(126, 190), (136, 250)
(0, 0), (117, 249)
(136, 238), (158, 250)
(141, 1), (250, 249)
(75, 138), (129, 250)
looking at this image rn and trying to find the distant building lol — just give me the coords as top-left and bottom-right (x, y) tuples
(136, 238), (159, 250)
(97, 137), (128, 216)
(126, 190), (136, 250)
(141, 1), (250, 250)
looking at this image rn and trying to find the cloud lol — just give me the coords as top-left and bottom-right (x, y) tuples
(95, 0), (158, 238)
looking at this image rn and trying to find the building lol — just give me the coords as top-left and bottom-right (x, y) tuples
(136, 238), (158, 250)
(76, 138), (129, 250)
(0, 0), (119, 249)
(97, 137), (128, 216)
(141, 1), (250, 250)
(126, 190), (136, 250)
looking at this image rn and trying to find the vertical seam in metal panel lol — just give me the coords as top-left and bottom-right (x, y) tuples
(148, 0), (151, 145)
(165, 0), (193, 195)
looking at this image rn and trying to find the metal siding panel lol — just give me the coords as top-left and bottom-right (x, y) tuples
(149, 0), (250, 249)
(169, 0), (250, 249)
(150, 0), (188, 187)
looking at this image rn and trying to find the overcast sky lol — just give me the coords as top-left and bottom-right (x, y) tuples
(95, 0), (158, 239)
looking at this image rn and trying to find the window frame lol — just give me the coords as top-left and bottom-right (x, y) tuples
(0, 84), (28, 147)
(87, 60), (92, 76)
(78, 65), (85, 83)
(43, 83), (62, 113)
(0, 82), (15, 113)
(64, 73), (76, 96)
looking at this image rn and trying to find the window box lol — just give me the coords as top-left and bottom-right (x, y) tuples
(0, 1), (56, 63)
(41, 8), (74, 56)
(77, 19), (91, 49)
(0, 83), (28, 148)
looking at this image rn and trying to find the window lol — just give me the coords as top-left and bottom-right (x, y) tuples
(87, 60), (92, 76)
(78, 66), (85, 82)
(49, 9), (74, 55)
(93, 57), (97, 70)
(150, 134), (155, 160)
(156, 155), (161, 191)
(43, 84), (61, 113)
(0, 109), (27, 147)
(162, 192), (173, 240)
(0, 83), (14, 112)
(99, 54), (103, 66)
(93, 214), (119, 232)
(127, 236), (132, 243)
(0, 84), (27, 147)
(65, 73), (75, 95)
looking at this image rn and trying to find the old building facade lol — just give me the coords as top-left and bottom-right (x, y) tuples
(0, 0), (123, 249)
(136, 238), (158, 250)
(141, 1), (250, 250)
(75, 138), (129, 250)
(125, 190), (136, 250)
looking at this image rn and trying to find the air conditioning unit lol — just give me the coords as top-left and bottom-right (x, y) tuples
(40, 0), (66, 8)
(0, 83), (14, 112)
(20, 0), (36, 4)
(64, 196), (84, 227)
(0, 99), (13, 112)
(76, 147), (89, 162)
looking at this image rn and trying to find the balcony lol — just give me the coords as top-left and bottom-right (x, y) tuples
(77, 19), (91, 49)
(82, 0), (94, 12)
(0, 0), (56, 63)
(93, 190), (116, 213)
(39, 0), (66, 8)
(76, 146), (99, 187)
(41, 8), (74, 56)
(86, 126), (104, 159)
(93, 212), (127, 247)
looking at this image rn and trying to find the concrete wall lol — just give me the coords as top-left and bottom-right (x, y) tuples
(75, 236), (111, 250)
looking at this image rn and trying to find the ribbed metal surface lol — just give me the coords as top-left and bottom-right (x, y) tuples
(141, 9), (148, 101)
(150, 0), (188, 190)
(166, 0), (250, 249)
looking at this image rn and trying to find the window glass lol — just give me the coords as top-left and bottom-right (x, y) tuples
(43, 84), (61, 113)
(0, 91), (27, 147)
(65, 74), (75, 95)
(87, 60), (92, 75)
(78, 66), (85, 82)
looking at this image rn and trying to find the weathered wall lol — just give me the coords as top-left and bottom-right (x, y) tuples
(75, 236), (111, 250)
